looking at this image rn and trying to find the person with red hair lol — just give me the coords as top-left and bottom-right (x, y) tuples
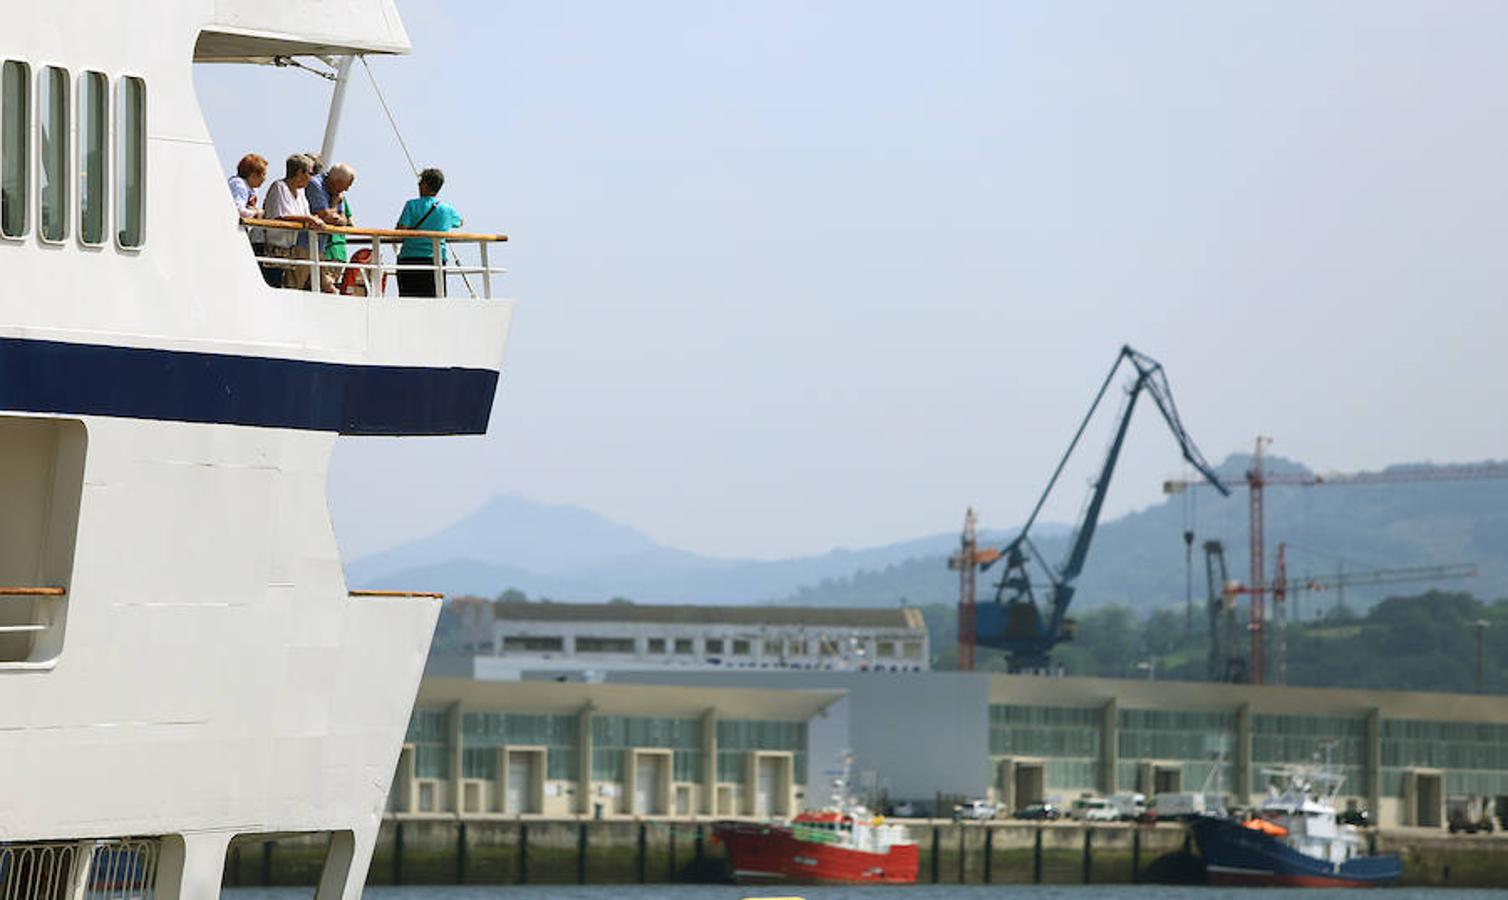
(229, 153), (277, 286)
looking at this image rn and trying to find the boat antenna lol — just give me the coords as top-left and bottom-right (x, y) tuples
(359, 56), (478, 299)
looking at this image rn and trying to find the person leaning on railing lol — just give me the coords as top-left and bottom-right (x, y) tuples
(307, 162), (358, 294)
(261, 154), (325, 290)
(227, 153), (278, 287)
(394, 167), (463, 298)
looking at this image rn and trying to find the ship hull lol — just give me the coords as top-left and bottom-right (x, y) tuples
(713, 821), (918, 885)
(1191, 815), (1402, 888)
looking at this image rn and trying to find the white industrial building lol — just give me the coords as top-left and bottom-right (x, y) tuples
(437, 600), (929, 677)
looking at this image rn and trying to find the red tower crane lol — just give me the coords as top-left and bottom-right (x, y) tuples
(948, 508), (1000, 671)
(1267, 543), (1477, 683)
(1165, 439), (1508, 683)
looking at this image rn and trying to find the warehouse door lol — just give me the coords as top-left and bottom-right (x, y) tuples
(756, 757), (779, 817)
(1014, 762), (1045, 808)
(1415, 772), (1443, 828)
(506, 753), (537, 814)
(636, 754), (666, 815)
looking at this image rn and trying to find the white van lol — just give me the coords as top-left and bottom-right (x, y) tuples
(1150, 791), (1225, 820)
(1109, 791), (1147, 820)
(1068, 795), (1118, 822)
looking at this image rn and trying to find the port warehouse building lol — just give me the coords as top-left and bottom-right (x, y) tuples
(390, 678), (843, 819)
(409, 603), (1508, 830)
(408, 666), (1508, 830)
(583, 670), (1508, 830)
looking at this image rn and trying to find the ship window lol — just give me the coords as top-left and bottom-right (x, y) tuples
(114, 76), (145, 248)
(78, 71), (107, 246)
(1, 60), (30, 238)
(38, 67), (68, 243)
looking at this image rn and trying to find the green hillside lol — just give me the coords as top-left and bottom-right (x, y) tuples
(921, 590), (1508, 694)
(782, 455), (1508, 615)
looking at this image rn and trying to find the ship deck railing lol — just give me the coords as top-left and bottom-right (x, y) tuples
(240, 218), (509, 299)
(0, 586), (65, 637)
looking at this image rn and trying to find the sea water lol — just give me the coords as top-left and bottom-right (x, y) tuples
(226, 885), (1505, 899)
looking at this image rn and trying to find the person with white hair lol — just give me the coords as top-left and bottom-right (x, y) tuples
(306, 161), (358, 293)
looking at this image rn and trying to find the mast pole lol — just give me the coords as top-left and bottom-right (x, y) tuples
(320, 56), (356, 164)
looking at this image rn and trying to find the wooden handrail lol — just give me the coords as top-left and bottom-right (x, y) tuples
(349, 590), (446, 599)
(0, 587), (65, 596)
(242, 216), (507, 243)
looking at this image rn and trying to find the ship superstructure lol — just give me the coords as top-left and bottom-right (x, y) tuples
(0, 3), (511, 900)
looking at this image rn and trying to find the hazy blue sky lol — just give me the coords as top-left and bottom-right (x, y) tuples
(196, 1), (1508, 561)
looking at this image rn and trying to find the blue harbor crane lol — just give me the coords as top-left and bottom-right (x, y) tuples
(972, 346), (1229, 671)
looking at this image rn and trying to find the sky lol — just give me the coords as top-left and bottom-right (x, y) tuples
(194, 1), (1508, 562)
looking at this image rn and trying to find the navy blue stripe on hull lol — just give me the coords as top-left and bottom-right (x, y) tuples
(0, 337), (498, 435)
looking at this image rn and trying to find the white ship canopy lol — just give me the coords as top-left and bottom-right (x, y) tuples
(195, 0), (410, 63)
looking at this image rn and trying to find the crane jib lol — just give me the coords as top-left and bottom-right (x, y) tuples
(977, 346), (1226, 671)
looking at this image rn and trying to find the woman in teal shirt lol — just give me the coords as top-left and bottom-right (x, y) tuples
(394, 167), (463, 297)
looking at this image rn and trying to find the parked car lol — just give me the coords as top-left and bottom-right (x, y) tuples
(1014, 802), (1061, 821)
(1448, 796), (1494, 834)
(889, 800), (917, 818)
(953, 799), (999, 821)
(1069, 795), (1119, 822)
(1338, 808), (1370, 828)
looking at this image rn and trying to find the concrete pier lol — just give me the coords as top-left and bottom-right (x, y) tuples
(220, 817), (1508, 889)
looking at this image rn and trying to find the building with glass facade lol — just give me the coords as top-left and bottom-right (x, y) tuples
(392, 678), (839, 819)
(581, 669), (1508, 829)
(984, 676), (1508, 828)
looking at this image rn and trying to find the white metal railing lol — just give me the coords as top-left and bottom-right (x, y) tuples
(0, 587), (65, 663)
(241, 218), (509, 299)
(0, 838), (160, 900)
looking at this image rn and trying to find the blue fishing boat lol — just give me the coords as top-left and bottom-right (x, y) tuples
(1191, 764), (1402, 887)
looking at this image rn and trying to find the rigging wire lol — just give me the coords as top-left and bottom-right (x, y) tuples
(358, 56), (477, 298)
(360, 56), (420, 176)
(272, 56), (339, 81)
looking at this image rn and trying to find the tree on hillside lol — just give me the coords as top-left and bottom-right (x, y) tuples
(934, 590), (1508, 694)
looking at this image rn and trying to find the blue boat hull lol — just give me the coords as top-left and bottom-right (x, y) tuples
(1190, 815), (1402, 887)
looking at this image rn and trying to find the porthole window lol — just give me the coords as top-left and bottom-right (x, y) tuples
(38, 66), (68, 243)
(1, 60), (31, 238)
(114, 76), (144, 248)
(77, 70), (107, 246)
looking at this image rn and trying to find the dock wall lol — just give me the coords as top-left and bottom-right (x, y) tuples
(221, 818), (1508, 889)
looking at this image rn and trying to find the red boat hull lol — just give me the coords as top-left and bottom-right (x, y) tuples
(713, 821), (918, 885)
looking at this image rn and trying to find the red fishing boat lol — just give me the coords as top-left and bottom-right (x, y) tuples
(713, 808), (918, 885)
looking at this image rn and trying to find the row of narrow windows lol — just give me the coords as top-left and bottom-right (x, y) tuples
(498, 634), (924, 657)
(0, 61), (144, 247)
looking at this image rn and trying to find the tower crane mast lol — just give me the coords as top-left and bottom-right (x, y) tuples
(1166, 446), (1508, 683)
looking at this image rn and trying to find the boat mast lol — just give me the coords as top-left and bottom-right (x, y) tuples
(320, 55), (356, 163)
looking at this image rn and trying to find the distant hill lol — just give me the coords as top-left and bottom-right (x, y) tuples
(344, 493), (1022, 603)
(346, 456), (1508, 613)
(780, 455), (1508, 613)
